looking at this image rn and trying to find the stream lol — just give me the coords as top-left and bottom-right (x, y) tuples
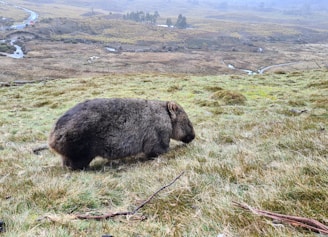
(225, 61), (297, 75)
(0, 1), (38, 58)
(0, 40), (24, 58)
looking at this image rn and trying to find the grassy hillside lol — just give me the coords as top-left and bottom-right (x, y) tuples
(1, 70), (327, 236)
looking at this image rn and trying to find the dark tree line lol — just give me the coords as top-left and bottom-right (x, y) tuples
(123, 11), (160, 24)
(123, 11), (188, 29)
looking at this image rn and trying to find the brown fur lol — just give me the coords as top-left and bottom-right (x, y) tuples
(49, 98), (195, 170)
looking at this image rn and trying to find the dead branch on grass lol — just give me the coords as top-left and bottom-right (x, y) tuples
(72, 171), (185, 220)
(32, 144), (49, 154)
(233, 201), (328, 235)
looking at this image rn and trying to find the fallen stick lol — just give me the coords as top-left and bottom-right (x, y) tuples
(32, 144), (49, 154)
(74, 171), (185, 220)
(233, 201), (328, 235)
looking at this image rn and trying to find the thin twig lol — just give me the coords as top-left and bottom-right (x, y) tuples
(233, 201), (328, 234)
(75, 171), (185, 220)
(32, 144), (49, 154)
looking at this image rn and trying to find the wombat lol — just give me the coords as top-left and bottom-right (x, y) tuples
(49, 98), (195, 170)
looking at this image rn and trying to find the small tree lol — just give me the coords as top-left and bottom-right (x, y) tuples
(123, 11), (159, 24)
(166, 18), (173, 27)
(175, 14), (187, 29)
(154, 11), (160, 19)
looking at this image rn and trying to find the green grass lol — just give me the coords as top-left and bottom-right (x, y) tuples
(0, 70), (328, 236)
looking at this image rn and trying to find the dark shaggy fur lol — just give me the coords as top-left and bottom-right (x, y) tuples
(49, 98), (195, 170)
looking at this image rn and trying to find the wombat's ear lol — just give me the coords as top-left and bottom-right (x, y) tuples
(168, 101), (178, 120)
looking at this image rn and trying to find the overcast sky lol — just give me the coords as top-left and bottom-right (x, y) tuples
(199, 0), (328, 9)
(62, 0), (328, 14)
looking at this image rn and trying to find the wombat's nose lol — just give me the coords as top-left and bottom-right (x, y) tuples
(182, 134), (195, 143)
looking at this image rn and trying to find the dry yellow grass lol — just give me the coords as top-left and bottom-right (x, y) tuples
(0, 69), (327, 236)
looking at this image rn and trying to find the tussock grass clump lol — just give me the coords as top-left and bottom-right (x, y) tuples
(308, 80), (328, 88)
(273, 70), (287, 74)
(211, 89), (247, 105)
(1, 70), (328, 236)
(314, 98), (328, 109)
(288, 99), (306, 107)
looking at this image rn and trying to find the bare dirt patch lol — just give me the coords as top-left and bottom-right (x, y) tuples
(2, 37), (328, 83)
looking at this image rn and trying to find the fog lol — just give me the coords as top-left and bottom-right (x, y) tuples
(219, 0), (328, 10)
(71, 0), (328, 13)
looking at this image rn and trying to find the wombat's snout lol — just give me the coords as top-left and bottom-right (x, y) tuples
(182, 133), (195, 143)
